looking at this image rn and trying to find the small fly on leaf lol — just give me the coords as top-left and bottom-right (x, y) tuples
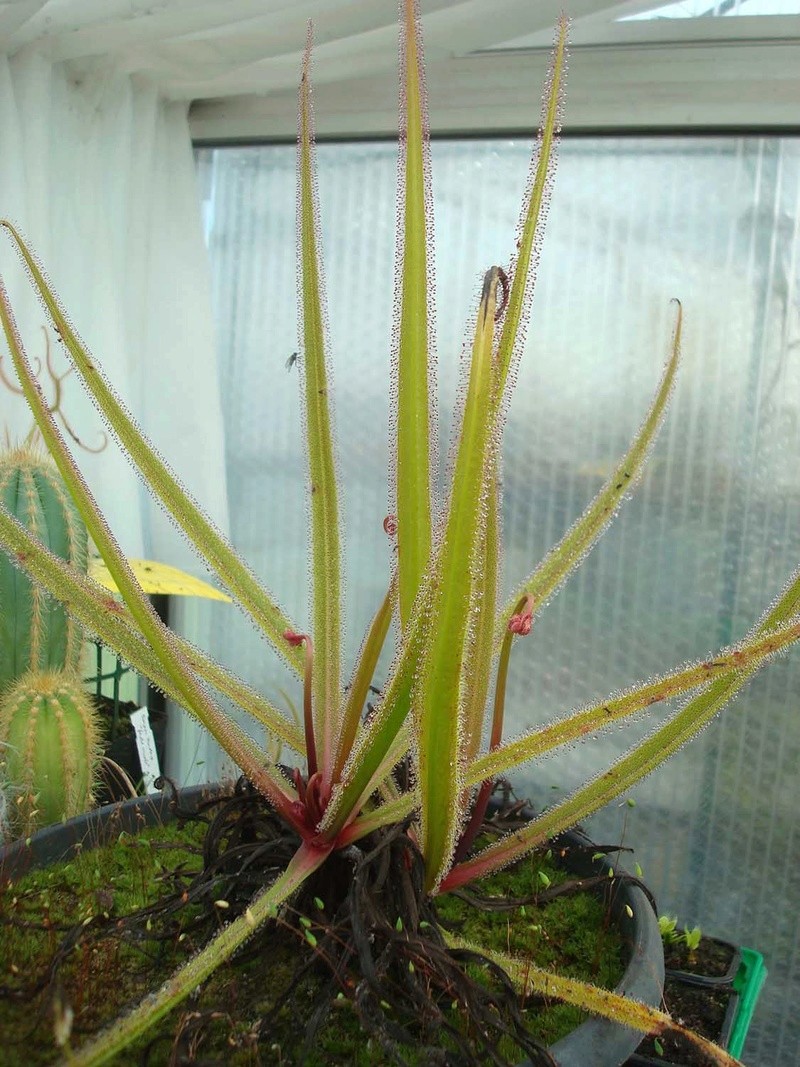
(286, 351), (299, 370)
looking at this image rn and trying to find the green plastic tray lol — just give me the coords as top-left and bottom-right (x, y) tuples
(728, 947), (767, 1059)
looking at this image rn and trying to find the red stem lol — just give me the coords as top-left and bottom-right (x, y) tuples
(284, 630), (317, 778)
(451, 594), (533, 867)
(451, 778), (494, 866)
(301, 635), (317, 778)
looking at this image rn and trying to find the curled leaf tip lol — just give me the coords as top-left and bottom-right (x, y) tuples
(508, 612), (532, 636)
(283, 629), (306, 647)
(508, 594), (535, 636)
(494, 267), (510, 323)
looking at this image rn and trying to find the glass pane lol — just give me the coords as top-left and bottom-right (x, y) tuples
(622, 0), (800, 18)
(195, 135), (800, 1065)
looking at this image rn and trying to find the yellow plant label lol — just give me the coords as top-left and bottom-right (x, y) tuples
(89, 558), (232, 601)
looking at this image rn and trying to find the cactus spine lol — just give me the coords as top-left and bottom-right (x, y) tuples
(0, 446), (88, 691)
(0, 669), (101, 833)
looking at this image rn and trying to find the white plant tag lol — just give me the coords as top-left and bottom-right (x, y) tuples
(129, 707), (161, 794)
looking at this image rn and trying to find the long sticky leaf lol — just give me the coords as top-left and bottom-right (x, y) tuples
(468, 616), (800, 787)
(0, 278), (303, 827)
(445, 612), (800, 891)
(444, 935), (742, 1067)
(414, 268), (501, 891)
(460, 469), (501, 766)
(319, 615), (421, 838)
(334, 277), (506, 852)
(394, 0), (434, 626)
(496, 301), (682, 646)
(298, 30), (342, 778)
(493, 17), (568, 405)
(0, 503), (305, 755)
(67, 841), (331, 1066)
(333, 575), (396, 780)
(321, 406), (491, 837)
(449, 557), (800, 887)
(337, 792), (417, 847)
(0, 219), (304, 679)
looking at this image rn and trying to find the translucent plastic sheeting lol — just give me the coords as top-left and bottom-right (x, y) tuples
(195, 136), (800, 1065)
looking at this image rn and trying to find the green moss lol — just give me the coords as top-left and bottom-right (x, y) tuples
(0, 826), (625, 1065)
(434, 851), (624, 1050)
(0, 821), (207, 1066)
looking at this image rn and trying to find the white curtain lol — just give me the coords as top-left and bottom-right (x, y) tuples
(0, 47), (229, 560)
(0, 46), (230, 781)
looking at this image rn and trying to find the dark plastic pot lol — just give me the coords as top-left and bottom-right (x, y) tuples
(480, 799), (664, 1067)
(518, 828), (664, 1067)
(0, 783), (223, 883)
(624, 935), (767, 1066)
(0, 788), (664, 1067)
(664, 934), (741, 987)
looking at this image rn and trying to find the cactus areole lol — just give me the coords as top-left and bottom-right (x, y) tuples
(0, 448), (88, 691)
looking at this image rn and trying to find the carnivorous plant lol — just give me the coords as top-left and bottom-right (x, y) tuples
(1, 3), (798, 1064)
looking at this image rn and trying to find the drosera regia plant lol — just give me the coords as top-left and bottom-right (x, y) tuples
(0, 2), (798, 1064)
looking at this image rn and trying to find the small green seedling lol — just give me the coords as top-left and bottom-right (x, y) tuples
(659, 915), (702, 952)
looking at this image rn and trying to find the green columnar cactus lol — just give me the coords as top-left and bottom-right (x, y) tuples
(0, 669), (101, 832)
(0, 446), (88, 691)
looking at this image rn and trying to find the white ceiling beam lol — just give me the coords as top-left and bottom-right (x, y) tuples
(0, 0), (47, 49)
(3, 1), (799, 138)
(41, 1), (400, 61)
(48, 1), (616, 98)
(189, 39), (800, 140)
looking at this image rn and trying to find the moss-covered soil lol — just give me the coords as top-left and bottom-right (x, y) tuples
(0, 819), (625, 1065)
